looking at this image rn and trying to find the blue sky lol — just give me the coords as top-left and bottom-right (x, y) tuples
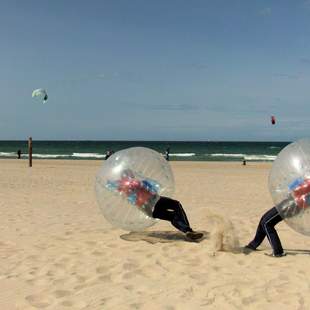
(2, 0), (310, 141)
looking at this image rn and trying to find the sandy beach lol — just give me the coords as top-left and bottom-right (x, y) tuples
(1, 159), (310, 309)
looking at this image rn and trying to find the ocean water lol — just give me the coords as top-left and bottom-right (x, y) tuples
(0, 141), (289, 161)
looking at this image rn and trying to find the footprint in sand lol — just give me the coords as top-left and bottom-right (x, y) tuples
(122, 262), (139, 271)
(75, 275), (87, 283)
(26, 276), (50, 286)
(125, 285), (134, 291)
(96, 266), (108, 274)
(106, 243), (118, 248)
(85, 240), (97, 246)
(60, 300), (87, 308)
(26, 255), (40, 261)
(92, 250), (104, 256)
(122, 271), (137, 280)
(53, 290), (72, 299)
(61, 300), (74, 307)
(58, 256), (71, 264)
(237, 259), (246, 266)
(129, 302), (143, 309)
(98, 275), (111, 282)
(122, 269), (144, 280)
(25, 294), (54, 308)
(52, 278), (68, 286)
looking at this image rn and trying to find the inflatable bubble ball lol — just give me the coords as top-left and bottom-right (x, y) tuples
(269, 138), (310, 236)
(95, 147), (175, 231)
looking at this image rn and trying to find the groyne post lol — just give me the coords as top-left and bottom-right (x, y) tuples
(28, 137), (32, 167)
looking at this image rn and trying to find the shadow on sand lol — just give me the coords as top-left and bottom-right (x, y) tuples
(120, 230), (209, 244)
(284, 249), (310, 256)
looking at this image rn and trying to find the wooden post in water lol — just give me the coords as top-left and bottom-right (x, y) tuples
(28, 137), (32, 167)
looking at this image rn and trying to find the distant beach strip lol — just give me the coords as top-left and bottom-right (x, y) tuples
(0, 141), (287, 161)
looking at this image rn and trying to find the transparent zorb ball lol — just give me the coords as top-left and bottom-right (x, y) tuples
(269, 138), (310, 236)
(95, 147), (175, 231)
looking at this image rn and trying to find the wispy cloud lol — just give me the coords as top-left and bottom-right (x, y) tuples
(149, 103), (200, 111)
(119, 101), (201, 111)
(302, 0), (310, 9)
(188, 63), (208, 70)
(272, 73), (301, 80)
(300, 57), (310, 64)
(259, 7), (272, 16)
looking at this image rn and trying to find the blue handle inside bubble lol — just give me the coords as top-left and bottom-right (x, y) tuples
(288, 177), (304, 191)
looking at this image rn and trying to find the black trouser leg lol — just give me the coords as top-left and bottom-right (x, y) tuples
(152, 196), (193, 233)
(248, 206), (284, 255)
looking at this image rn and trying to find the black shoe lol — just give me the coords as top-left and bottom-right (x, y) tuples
(242, 245), (256, 255)
(264, 252), (287, 258)
(186, 231), (204, 240)
(273, 252), (286, 257)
